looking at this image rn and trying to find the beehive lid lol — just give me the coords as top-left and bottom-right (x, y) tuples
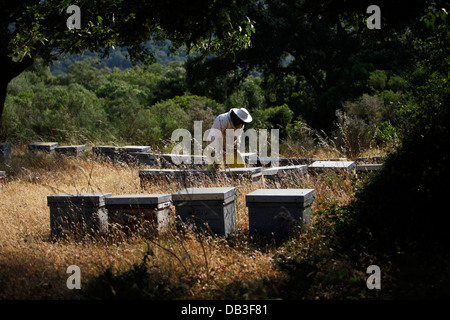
(246, 189), (315, 204)
(262, 165), (308, 176)
(261, 167), (278, 176)
(221, 167), (262, 173)
(120, 146), (151, 153)
(0, 142), (11, 151)
(139, 169), (217, 177)
(29, 142), (58, 149)
(279, 158), (317, 165)
(309, 161), (355, 169)
(172, 187), (236, 202)
(56, 145), (86, 151)
(105, 194), (171, 205)
(47, 193), (112, 206)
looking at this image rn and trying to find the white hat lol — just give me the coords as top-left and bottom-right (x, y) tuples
(231, 108), (253, 123)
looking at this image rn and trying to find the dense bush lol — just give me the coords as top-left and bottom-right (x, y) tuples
(331, 70), (412, 157)
(249, 104), (294, 140)
(1, 60), (224, 147)
(328, 14), (450, 297)
(2, 82), (111, 143)
(1, 57), (417, 157)
(226, 76), (266, 111)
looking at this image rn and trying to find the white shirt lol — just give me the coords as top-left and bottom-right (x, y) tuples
(206, 111), (244, 151)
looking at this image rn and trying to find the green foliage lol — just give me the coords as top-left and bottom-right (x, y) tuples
(154, 62), (188, 102)
(1, 1), (446, 161)
(368, 70), (388, 92)
(184, 56), (243, 103)
(0, 0), (258, 125)
(387, 75), (409, 92)
(55, 59), (112, 92)
(2, 82), (110, 143)
(373, 121), (400, 145)
(1, 54), (420, 156)
(347, 86), (450, 253)
(249, 104), (294, 140)
(4, 0), (256, 65)
(226, 76), (266, 110)
(325, 8), (450, 298)
(148, 95), (225, 144)
(1, 60), (225, 146)
(49, 41), (188, 76)
(333, 71), (413, 156)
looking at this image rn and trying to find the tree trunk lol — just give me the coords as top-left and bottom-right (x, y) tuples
(0, 56), (34, 130)
(0, 79), (7, 131)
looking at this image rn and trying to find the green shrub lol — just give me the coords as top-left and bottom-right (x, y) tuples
(387, 74), (409, 92)
(227, 76), (266, 111)
(2, 83), (112, 143)
(368, 70), (388, 92)
(249, 104), (294, 141)
(142, 95), (225, 147)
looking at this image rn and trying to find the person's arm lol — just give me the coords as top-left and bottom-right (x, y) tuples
(206, 116), (224, 145)
(205, 115), (225, 169)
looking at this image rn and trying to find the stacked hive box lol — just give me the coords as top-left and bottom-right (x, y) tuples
(139, 167), (263, 188)
(159, 154), (189, 167)
(128, 152), (159, 166)
(177, 169), (218, 186)
(246, 189), (315, 241)
(172, 187), (237, 237)
(119, 146), (151, 153)
(55, 145), (86, 157)
(104, 194), (171, 235)
(92, 146), (120, 162)
(158, 154), (207, 169)
(139, 169), (205, 187)
(262, 165), (308, 187)
(308, 160), (355, 174)
(278, 158), (317, 166)
(0, 142), (11, 163)
(0, 142), (7, 189)
(0, 171), (5, 190)
(47, 193), (112, 238)
(119, 146), (151, 164)
(28, 142), (58, 154)
(354, 156), (384, 173)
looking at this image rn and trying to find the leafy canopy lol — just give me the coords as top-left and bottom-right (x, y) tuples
(4, 0), (255, 65)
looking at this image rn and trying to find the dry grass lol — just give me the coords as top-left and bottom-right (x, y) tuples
(0, 147), (384, 299)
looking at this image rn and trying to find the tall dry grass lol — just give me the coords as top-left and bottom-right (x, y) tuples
(0, 146), (382, 299)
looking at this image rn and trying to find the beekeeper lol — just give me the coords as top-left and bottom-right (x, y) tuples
(205, 108), (253, 169)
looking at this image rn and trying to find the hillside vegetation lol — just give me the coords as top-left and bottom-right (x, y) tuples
(1, 56), (407, 159)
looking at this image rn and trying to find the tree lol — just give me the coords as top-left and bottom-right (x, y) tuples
(186, 0), (439, 131)
(0, 0), (255, 124)
(321, 5), (450, 298)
